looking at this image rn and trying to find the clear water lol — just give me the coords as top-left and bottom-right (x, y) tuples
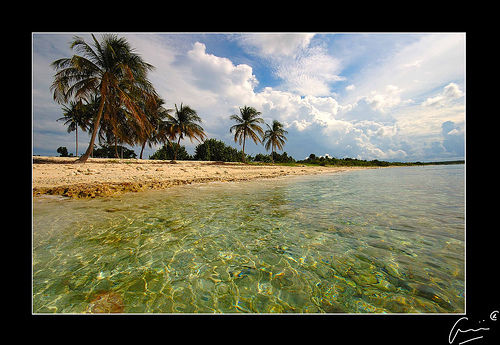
(32, 165), (465, 313)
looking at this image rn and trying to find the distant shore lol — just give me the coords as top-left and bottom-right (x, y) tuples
(32, 156), (375, 198)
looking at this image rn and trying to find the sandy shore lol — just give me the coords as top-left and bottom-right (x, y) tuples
(32, 156), (373, 198)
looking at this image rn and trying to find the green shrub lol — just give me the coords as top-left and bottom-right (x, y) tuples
(193, 138), (242, 162)
(150, 143), (191, 160)
(92, 144), (137, 159)
(253, 153), (272, 163)
(57, 146), (69, 157)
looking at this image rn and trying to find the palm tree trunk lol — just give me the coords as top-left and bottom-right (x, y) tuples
(114, 137), (119, 158)
(75, 96), (105, 163)
(140, 141), (146, 159)
(174, 136), (181, 161)
(75, 126), (78, 157)
(242, 135), (246, 163)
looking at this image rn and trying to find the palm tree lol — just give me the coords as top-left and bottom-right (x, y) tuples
(262, 120), (288, 163)
(229, 106), (265, 162)
(165, 103), (206, 161)
(57, 100), (92, 157)
(137, 97), (172, 159)
(50, 34), (157, 163)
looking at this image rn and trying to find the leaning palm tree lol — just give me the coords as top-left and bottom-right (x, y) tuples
(229, 106), (265, 162)
(50, 34), (157, 163)
(57, 100), (92, 157)
(165, 103), (206, 161)
(262, 120), (288, 163)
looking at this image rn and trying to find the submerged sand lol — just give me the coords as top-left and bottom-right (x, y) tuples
(32, 156), (373, 198)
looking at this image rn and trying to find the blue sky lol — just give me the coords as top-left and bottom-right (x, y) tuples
(32, 32), (465, 161)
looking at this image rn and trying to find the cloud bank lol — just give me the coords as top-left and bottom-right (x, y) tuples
(33, 33), (465, 162)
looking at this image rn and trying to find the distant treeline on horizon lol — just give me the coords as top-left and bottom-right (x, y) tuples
(51, 140), (464, 167)
(298, 154), (464, 167)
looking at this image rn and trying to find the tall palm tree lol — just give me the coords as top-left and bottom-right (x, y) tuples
(50, 34), (157, 163)
(263, 120), (288, 163)
(229, 106), (264, 162)
(57, 100), (92, 157)
(165, 103), (206, 161)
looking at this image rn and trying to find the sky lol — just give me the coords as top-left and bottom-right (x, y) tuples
(32, 32), (465, 162)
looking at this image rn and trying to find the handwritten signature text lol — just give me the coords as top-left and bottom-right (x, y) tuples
(449, 311), (498, 344)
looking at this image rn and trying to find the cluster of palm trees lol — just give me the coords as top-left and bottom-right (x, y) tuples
(230, 106), (288, 162)
(51, 34), (287, 163)
(51, 34), (207, 163)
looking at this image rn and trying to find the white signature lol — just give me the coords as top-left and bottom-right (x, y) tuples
(449, 311), (498, 344)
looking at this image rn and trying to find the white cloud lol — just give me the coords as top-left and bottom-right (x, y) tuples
(186, 42), (258, 102)
(363, 84), (403, 112)
(342, 33), (465, 106)
(237, 33), (345, 97)
(274, 46), (345, 96)
(443, 82), (464, 99)
(422, 95), (443, 107)
(290, 119), (312, 132)
(422, 82), (464, 107)
(237, 33), (316, 58)
(345, 84), (355, 91)
(402, 59), (422, 68)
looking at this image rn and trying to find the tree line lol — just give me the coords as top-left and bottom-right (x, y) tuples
(298, 154), (464, 167)
(51, 34), (288, 164)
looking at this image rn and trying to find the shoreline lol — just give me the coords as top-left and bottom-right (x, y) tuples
(32, 156), (376, 199)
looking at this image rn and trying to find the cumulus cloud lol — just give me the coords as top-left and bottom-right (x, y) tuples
(419, 120), (464, 161)
(122, 40), (349, 156)
(315, 122), (408, 161)
(330, 120), (406, 160)
(187, 42), (258, 100)
(252, 88), (342, 135)
(441, 120), (464, 156)
(422, 96), (445, 107)
(364, 84), (403, 112)
(233, 85), (398, 159)
(443, 82), (464, 99)
(422, 82), (464, 107)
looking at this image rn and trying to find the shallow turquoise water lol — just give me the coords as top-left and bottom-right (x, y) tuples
(32, 165), (465, 313)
